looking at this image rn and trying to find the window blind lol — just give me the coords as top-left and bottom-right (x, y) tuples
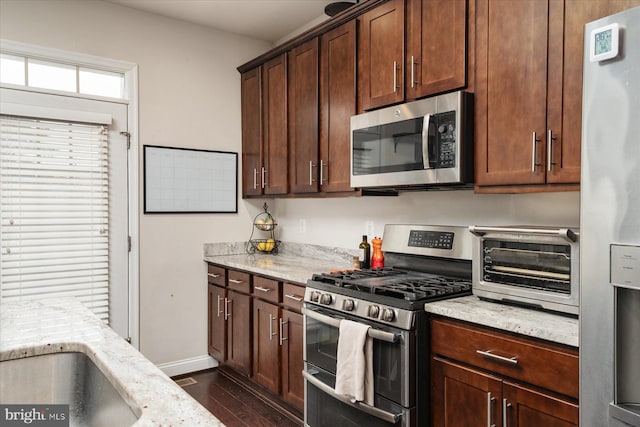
(0, 115), (110, 322)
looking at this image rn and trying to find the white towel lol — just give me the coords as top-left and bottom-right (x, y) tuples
(334, 319), (374, 405)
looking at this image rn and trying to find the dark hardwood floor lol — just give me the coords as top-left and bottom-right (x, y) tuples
(174, 368), (303, 427)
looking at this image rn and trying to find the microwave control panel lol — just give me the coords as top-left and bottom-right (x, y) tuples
(435, 111), (456, 168)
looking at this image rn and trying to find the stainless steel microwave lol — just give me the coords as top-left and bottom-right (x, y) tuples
(469, 225), (580, 316)
(350, 91), (473, 190)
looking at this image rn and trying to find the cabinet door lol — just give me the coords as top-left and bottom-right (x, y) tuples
(432, 357), (503, 427)
(241, 67), (262, 197)
(406, 0), (466, 99)
(262, 53), (288, 195)
(358, 0), (405, 111)
(546, 0), (640, 184)
(281, 309), (304, 412)
(289, 38), (320, 194)
(475, 0), (549, 186)
(253, 298), (281, 394)
(226, 290), (252, 376)
(319, 20), (357, 193)
(208, 284), (227, 361)
(503, 381), (578, 427)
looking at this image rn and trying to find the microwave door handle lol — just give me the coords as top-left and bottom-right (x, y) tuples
(421, 114), (432, 169)
(301, 306), (399, 343)
(302, 370), (402, 424)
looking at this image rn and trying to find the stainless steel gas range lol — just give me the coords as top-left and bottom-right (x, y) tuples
(302, 224), (474, 427)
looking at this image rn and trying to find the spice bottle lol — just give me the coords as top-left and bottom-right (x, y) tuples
(358, 235), (371, 269)
(371, 237), (384, 269)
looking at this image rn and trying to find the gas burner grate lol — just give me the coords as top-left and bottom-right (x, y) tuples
(311, 268), (406, 285)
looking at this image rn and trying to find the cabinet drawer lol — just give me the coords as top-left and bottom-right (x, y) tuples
(282, 283), (305, 311)
(252, 276), (281, 303)
(431, 317), (579, 399)
(207, 264), (226, 286)
(228, 270), (251, 293)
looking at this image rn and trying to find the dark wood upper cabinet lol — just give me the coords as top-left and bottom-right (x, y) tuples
(319, 20), (358, 193)
(406, 0), (467, 99)
(241, 67), (262, 197)
(358, 0), (405, 111)
(475, 0), (640, 190)
(288, 38), (320, 194)
(262, 53), (289, 195)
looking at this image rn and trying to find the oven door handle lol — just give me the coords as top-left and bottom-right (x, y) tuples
(302, 370), (402, 424)
(301, 307), (399, 343)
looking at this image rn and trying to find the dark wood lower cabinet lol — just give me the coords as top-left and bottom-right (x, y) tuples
(431, 317), (579, 427)
(253, 298), (281, 394)
(226, 290), (252, 376)
(207, 284), (226, 361)
(281, 309), (304, 411)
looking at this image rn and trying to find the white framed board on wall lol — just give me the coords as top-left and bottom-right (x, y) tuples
(143, 145), (238, 213)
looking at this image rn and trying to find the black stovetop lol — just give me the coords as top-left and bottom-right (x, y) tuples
(308, 267), (472, 310)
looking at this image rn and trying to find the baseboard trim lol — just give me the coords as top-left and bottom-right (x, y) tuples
(157, 354), (218, 377)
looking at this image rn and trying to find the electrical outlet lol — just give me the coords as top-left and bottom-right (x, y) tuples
(365, 221), (374, 237)
(299, 219), (307, 233)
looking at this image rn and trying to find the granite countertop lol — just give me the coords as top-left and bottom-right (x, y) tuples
(0, 299), (224, 427)
(425, 295), (579, 347)
(203, 241), (358, 284)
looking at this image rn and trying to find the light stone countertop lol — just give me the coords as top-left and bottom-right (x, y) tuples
(0, 298), (224, 427)
(203, 242), (578, 348)
(425, 295), (579, 347)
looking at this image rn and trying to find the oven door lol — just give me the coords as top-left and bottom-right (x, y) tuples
(302, 304), (415, 426)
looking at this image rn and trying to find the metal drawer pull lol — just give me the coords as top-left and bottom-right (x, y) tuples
(207, 273), (221, 278)
(302, 370), (402, 424)
(301, 307), (399, 343)
(285, 294), (303, 302)
(487, 392), (496, 427)
(279, 318), (288, 346)
(228, 279), (244, 284)
(254, 286), (272, 293)
(476, 349), (518, 365)
(224, 298), (231, 321)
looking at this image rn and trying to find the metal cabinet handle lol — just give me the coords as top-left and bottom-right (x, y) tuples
(487, 392), (496, 427)
(261, 166), (266, 189)
(319, 160), (327, 185)
(393, 61), (400, 93)
(502, 399), (512, 427)
(268, 314), (277, 341)
(302, 370), (402, 424)
(216, 295), (223, 317)
(285, 294), (303, 302)
(531, 132), (541, 172)
(224, 298), (231, 321)
(476, 349), (518, 365)
(309, 160), (317, 186)
(254, 286), (272, 293)
(207, 273), (221, 278)
(547, 129), (556, 171)
(229, 279), (244, 284)
(279, 318), (288, 346)
(253, 168), (258, 190)
(410, 55), (416, 88)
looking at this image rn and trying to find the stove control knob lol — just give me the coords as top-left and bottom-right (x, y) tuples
(381, 308), (395, 322)
(342, 299), (355, 311)
(310, 291), (320, 302)
(368, 305), (380, 318)
(320, 293), (333, 305)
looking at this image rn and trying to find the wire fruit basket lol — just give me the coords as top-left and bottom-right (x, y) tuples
(247, 203), (280, 254)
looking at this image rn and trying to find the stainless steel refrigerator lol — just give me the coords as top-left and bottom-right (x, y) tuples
(581, 5), (640, 427)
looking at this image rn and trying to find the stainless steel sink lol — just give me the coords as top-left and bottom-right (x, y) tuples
(0, 352), (139, 427)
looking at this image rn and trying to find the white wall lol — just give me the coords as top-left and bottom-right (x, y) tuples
(0, 0), (581, 372)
